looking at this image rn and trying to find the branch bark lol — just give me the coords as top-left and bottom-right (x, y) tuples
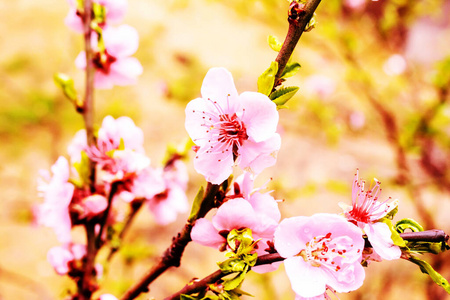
(273, 0), (322, 90)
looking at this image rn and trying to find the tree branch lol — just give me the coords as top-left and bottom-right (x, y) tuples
(164, 230), (449, 299)
(120, 182), (220, 300)
(273, 0), (322, 90)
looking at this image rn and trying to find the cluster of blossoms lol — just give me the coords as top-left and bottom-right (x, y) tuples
(186, 68), (402, 299)
(65, 0), (142, 88)
(37, 116), (188, 284)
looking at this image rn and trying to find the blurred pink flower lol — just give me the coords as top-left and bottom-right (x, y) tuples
(79, 194), (108, 219)
(47, 243), (86, 275)
(304, 74), (336, 99)
(185, 67), (280, 184)
(340, 170), (401, 260)
(147, 160), (189, 225)
(64, 0), (128, 33)
(75, 25), (143, 89)
(383, 54), (407, 76)
(274, 214), (365, 299)
(99, 294), (118, 300)
(37, 157), (74, 243)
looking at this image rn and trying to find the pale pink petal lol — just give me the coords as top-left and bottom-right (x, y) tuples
(212, 198), (257, 232)
(191, 218), (225, 248)
(94, 71), (115, 89)
(103, 25), (139, 58)
(185, 97), (221, 147)
(67, 130), (87, 163)
(193, 146), (234, 184)
(285, 257), (328, 298)
(70, 244), (87, 260)
(98, 0), (127, 23)
(238, 91), (278, 142)
(75, 51), (87, 69)
(274, 216), (310, 258)
(200, 68), (240, 113)
(364, 222), (401, 261)
(64, 9), (84, 33)
(47, 246), (73, 275)
(238, 133), (281, 175)
(109, 57), (143, 86)
(327, 262), (365, 293)
(248, 193), (280, 238)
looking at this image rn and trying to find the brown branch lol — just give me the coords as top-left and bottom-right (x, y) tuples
(96, 181), (119, 249)
(272, 0), (322, 90)
(120, 182), (220, 300)
(164, 231), (449, 299)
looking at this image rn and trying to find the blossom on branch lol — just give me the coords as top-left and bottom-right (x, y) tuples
(274, 214), (365, 299)
(47, 243), (86, 275)
(340, 170), (401, 260)
(75, 25), (143, 89)
(185, 67), (281, 184)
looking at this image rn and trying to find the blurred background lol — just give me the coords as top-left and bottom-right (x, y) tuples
(1, 0), (450, 299)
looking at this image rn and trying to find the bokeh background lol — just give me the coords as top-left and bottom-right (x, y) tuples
(1, 0), (450, 299)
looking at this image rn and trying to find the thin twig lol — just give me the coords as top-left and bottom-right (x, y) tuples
(96, 181), (119, 248)
(272, 0), (322, 90)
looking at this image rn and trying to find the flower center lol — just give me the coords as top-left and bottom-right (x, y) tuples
(298, 233), (347, 272)
(93, 50), (117, 74)
(217, 113), (248, 157)
(348, 178), (389, 223)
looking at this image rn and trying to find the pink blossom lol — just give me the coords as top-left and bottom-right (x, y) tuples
(98, 116), (145, 153)
(191, 176), (280, 258)
(47, 244), (86, 275)
(185, 67), (280, 184)
(37, 157), (74, 243)
(147, 160), (189, 225)
(340, 170), (401, 260)
(274, 214), (365, 298)
(75, 25), (143, 89)
(64, 0), (128, 33)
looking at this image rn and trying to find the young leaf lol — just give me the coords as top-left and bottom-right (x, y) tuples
(223, 265), (249, 291)
(281, 62), (301, 78)
(408, 255), (450, 294)
(72, 151), (91, 187)
(54, 73), (79, 103)
(257, 61), (278, 96)
(269, 86), (299, 107)
(396, 218), (424, 233)
(379, 218), (406, 248)
(267, 35), (282, 52)
(188, 186), (205, 222)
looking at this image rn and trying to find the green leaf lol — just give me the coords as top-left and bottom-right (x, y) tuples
(188, 186), (204, 222)
(257, 61), (278, 96)
(269, 86), (299, 107)
(181, 295), (198, 300)
(396, 218), (424, 233)
(267, 35), (282, 52)
(281, 62), (301, 78)
(72, 151), (91, 187)
(379, 218), (406, 248)
(408, 255), (450, 294)
(223, 265), (249, 291)
(92, 2), (107, 23)
(53, 73), (79, 103)
(218, 258), (247, 273)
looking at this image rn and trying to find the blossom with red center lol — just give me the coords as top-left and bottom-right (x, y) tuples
(340, 170), (401, 260)
(185, 67), (281, 184)
(274, 214), (365, 299)
(75, 25), (143, 89)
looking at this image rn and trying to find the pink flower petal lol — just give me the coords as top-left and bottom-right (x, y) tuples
(285, 257), (328, 298)
(103, 25), (139, 58)
(211, 198), (257, 232)
(193, 146), (234, 184)
(238, 91), (278, 142)
(109, 57), (143, 86)
(364, 222), (401, 261)
(191, 218), (225, 248)
(238, 133), (281, 175)
(200, 68), (239, 113)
